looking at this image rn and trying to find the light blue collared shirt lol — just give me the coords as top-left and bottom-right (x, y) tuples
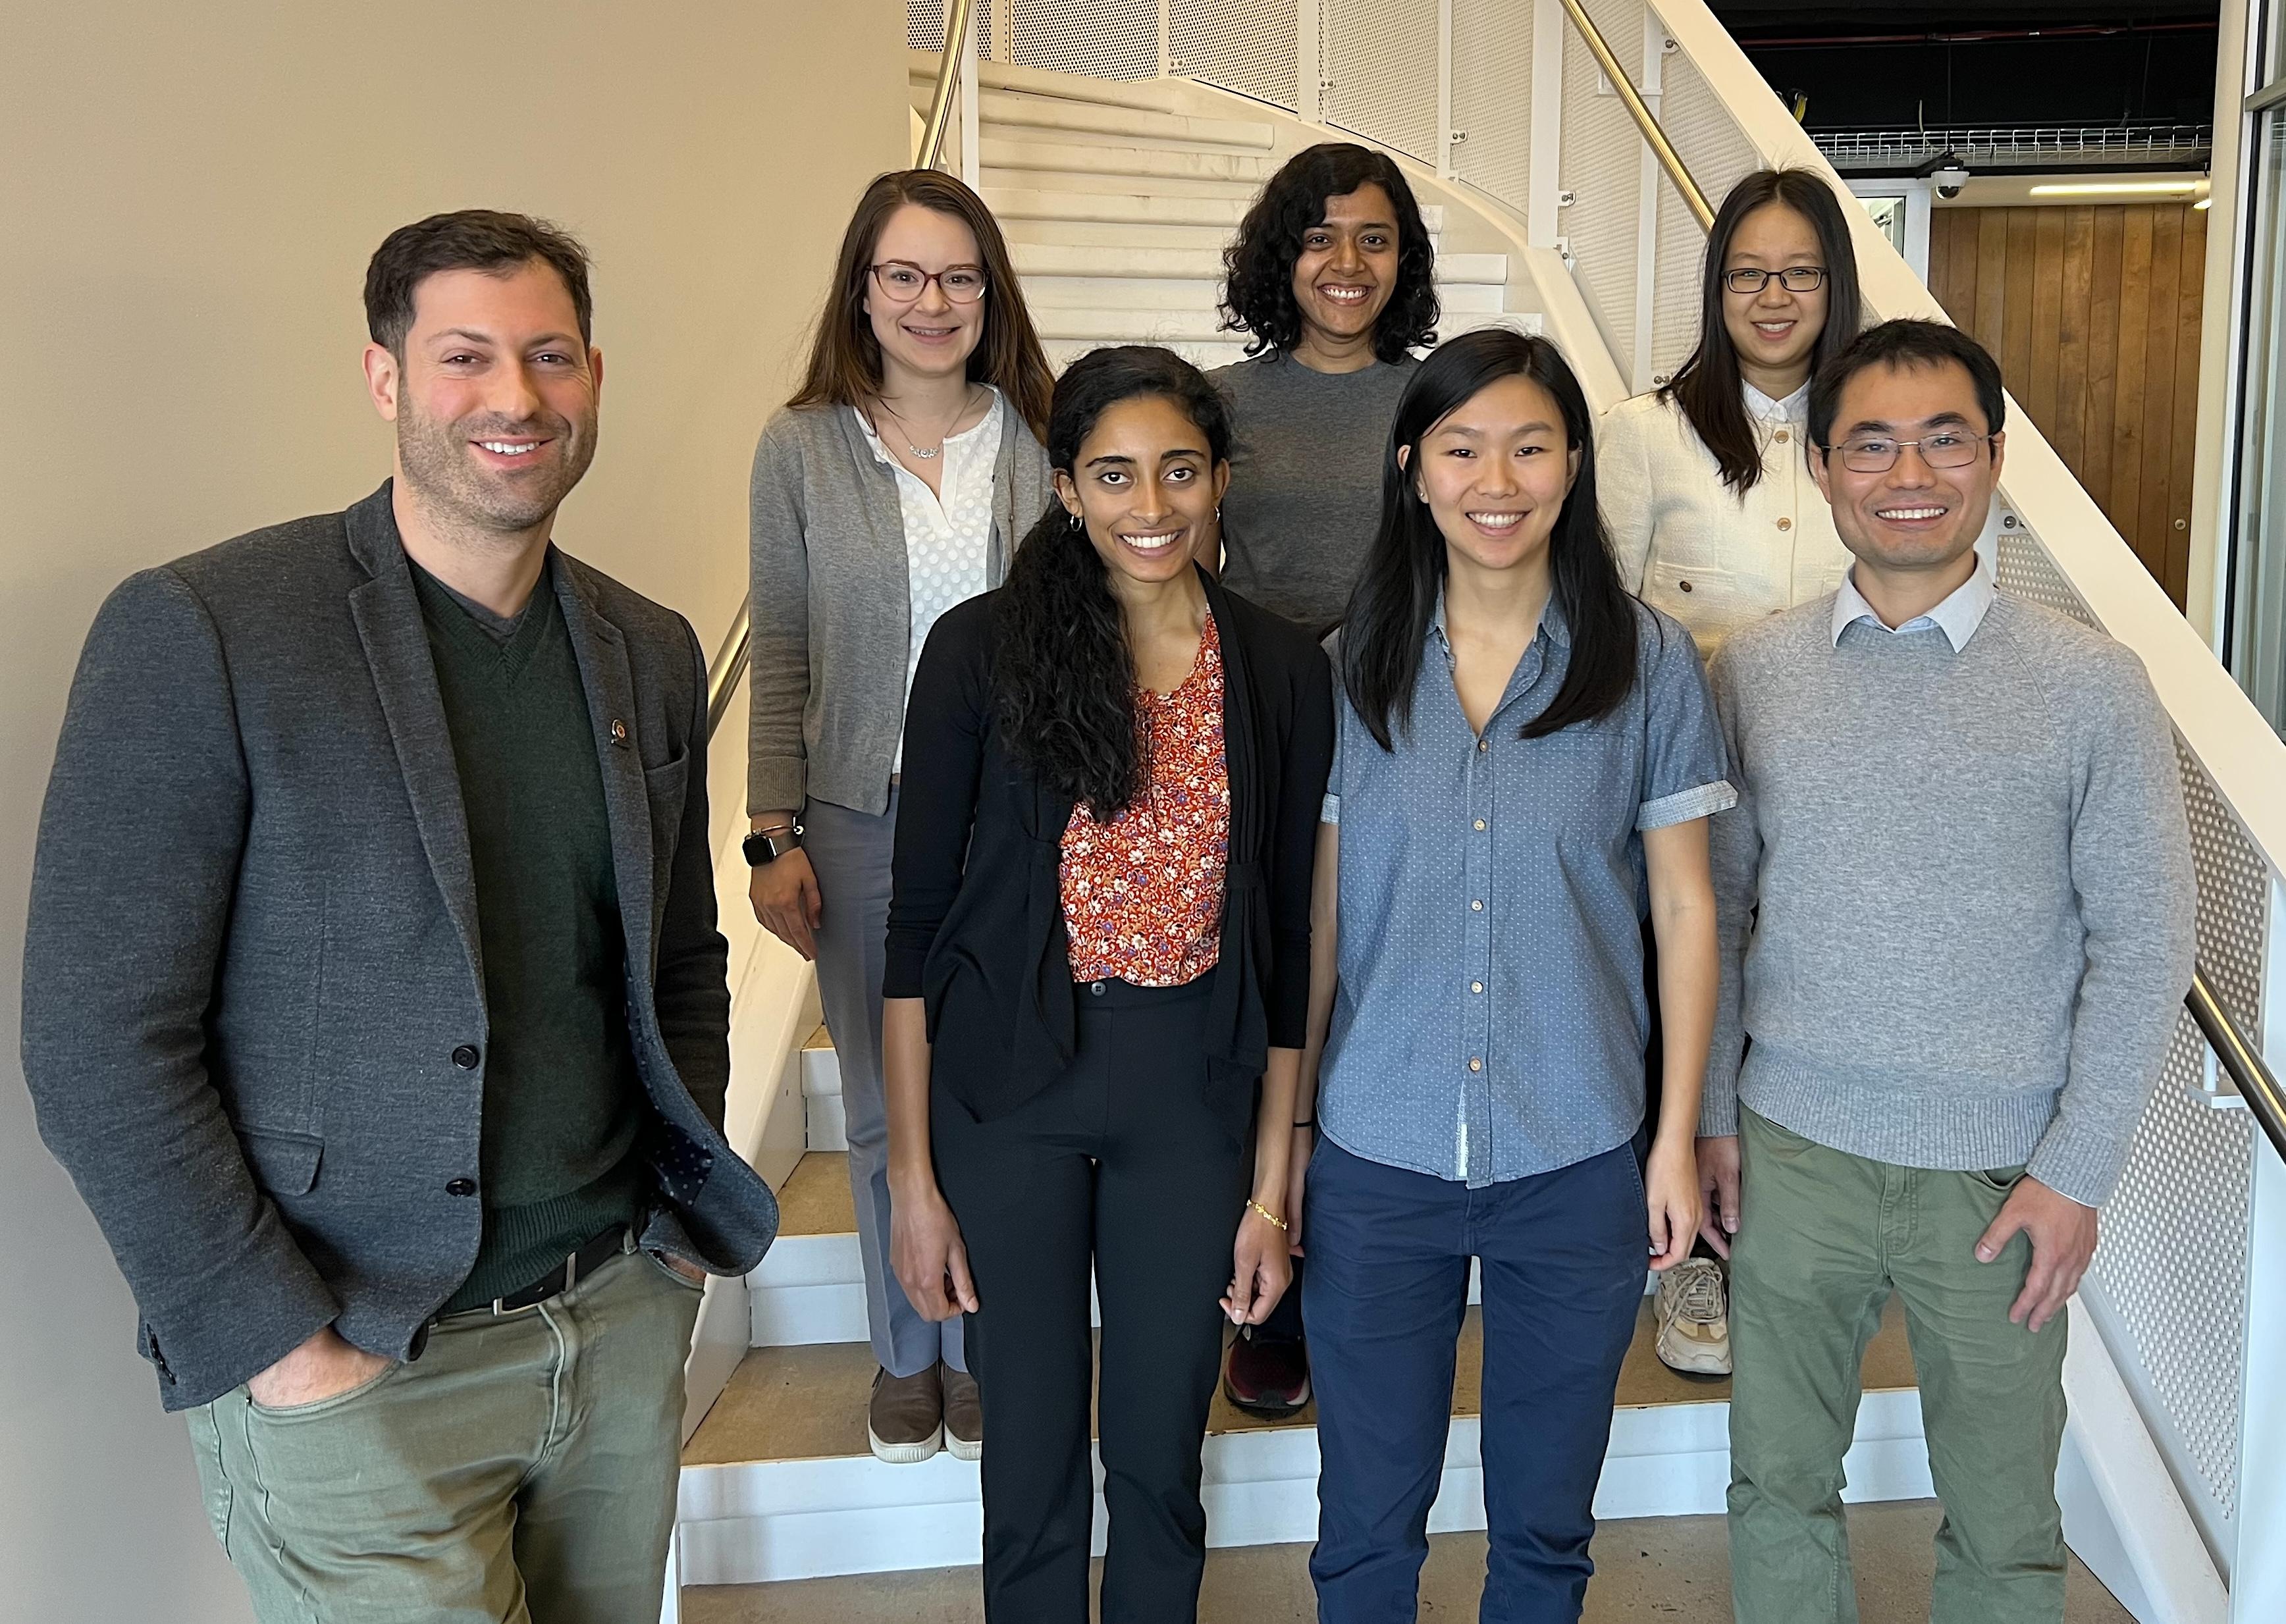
(1830, 557), (1997, 652)
(1318, 596), (1736, 1188)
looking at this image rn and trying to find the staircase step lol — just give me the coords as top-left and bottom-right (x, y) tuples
(1001, 217), (1262, 252)
(982, 138), (1277, 186)
(1012, 242), (1507, 285)
(981, 165), (1271, 202)
(977, 89), (1274, 150)
(678, 1299), (1928, 1585)
(984, 188), (1447, 233)
(1032, 306), (1542, 346)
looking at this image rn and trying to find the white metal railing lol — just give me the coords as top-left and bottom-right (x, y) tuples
(1814, 122), (2214, 172)
(897, 1), (2286, 1616)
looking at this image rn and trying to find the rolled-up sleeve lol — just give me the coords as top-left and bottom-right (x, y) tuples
(1636, 610), (1736, 831)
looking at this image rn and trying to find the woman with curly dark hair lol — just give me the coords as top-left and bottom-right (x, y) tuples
(1211, 143), (1439, 642)
(881, 346), (1333, 1623)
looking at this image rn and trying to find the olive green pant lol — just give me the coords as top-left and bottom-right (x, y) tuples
(187, 1245), (703, 1624)
(1727, 1108), (2069, 1624)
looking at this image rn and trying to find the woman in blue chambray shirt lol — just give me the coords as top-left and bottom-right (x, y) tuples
(1292, 330), (1732, 1623)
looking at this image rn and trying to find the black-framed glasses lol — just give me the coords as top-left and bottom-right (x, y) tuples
(1819, 429), (1996, 474)
(869, 261), (989, 304)
(1723, 266), (1828, 294)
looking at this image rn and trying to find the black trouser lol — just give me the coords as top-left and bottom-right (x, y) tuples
(934, 974), (1249, 1623)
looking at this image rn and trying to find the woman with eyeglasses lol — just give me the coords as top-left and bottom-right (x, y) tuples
(1600, 169), (1864, 661)
(747, 169), (1054, 1465)
(1598, 171), (1864, 1379)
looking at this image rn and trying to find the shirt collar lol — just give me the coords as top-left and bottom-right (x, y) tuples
(1830, 556), (1997, 652)
(1428, 585), (1572, 652)
(1743, 379), (1809, 421)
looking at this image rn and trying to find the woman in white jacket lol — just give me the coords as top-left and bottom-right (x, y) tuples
(1602, 170), (1865, 657)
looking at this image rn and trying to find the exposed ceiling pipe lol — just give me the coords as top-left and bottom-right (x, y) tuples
(1742, 20), (2217, 49)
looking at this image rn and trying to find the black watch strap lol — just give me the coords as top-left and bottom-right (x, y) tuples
(742, 824), (804, 867)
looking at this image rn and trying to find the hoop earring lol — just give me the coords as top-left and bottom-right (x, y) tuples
(1067, 510), (1082, 531)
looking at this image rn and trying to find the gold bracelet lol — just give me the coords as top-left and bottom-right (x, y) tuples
(1246, 1198), (1288, 1232)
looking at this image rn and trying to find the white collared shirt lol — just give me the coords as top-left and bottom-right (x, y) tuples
(855, 390), (1004, 767)
(1830, 556), (1997, 651)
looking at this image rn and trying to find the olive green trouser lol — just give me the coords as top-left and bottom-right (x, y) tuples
(187, 1244), (703, 1624)
(1727, 1108), (2069, 1624)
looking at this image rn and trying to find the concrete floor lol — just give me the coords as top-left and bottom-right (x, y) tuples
(682, 1500), (2136, 1622)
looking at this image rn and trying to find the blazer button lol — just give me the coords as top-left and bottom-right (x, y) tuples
(1776, 517), (1793, 531)
(451, 1045), (480, 1070)
(1678, 579), (1693, 593)
(446, 1178), (477, 1197)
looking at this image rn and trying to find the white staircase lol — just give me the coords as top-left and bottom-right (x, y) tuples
(920, 57), (1539, 373)
(679, 1024), (1933, 1588)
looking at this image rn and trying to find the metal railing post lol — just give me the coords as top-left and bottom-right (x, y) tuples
(1555, 0), (1712, 231)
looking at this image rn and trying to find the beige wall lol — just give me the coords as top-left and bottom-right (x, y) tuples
(0, 4), (907, 1615)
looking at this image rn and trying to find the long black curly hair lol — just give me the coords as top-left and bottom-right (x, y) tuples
(994, 346), (1233, 819)
(1219, 143), (1439, 363)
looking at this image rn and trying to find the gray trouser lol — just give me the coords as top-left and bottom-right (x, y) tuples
(806, 791), (965, 1378)
(187, 1245), (700, 1623)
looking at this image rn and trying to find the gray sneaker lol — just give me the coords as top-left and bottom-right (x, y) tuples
(942, 1365), (983, 1462)
(1654, 1257), (1732, 1376)
(867, 1365), (944, 1464)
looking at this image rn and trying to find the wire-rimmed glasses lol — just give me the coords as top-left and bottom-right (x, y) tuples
(1723, 266), (1828, 294)
(1820, 429), (1996, 474)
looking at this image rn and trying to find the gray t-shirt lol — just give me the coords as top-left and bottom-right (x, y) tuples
(1211, 350), (1416, 635)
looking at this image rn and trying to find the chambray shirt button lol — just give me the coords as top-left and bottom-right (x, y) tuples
(1470, 899), (1484, 912)
(1472, 981), (1484, 994)
(1468, 1059), (1483, 1073)
(1474, 819), (1487, 831)
(1477, 739), (1489, 752)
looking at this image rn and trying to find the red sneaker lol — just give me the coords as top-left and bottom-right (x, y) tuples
(1222, 1330), (1311, 1417)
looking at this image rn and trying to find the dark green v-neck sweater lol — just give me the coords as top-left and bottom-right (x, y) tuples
(413, 562), (648, 1314)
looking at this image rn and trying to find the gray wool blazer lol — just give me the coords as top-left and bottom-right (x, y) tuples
(747, 393), (1054, 818)
(21, 482), (779, 1411)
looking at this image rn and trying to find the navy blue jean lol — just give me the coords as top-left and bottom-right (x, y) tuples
(1304, 1137), (1647, 1623)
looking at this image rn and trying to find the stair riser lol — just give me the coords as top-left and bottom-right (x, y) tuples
(1031, 309), (1544, 345)
(977, 90), (1275, 151)
(1013, 244), (1508, 284)
(980, 166), (1273, 202)
(676, 1393), (1933, 1585)
(1019, 276), (1510, 315)
(986, 188), (1450, 234)
(982, 139), (1276, 184)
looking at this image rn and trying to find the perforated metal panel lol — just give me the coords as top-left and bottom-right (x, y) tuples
(1323, 0), (1442, 163)
(1006, 0), (1160, 78)
(1990, 521), (2269, 1521)
(1558, 0), (1649, 380)
(910, 0), (944, 51)
(1171, 0), (1297, 109)
(1991, 519), (2098, 625)
(1645, 49), (1760, 382)
(1450, 0), (1535, 215)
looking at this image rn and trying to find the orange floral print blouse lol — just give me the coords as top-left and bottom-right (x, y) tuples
(1060, 612), (1230, 987)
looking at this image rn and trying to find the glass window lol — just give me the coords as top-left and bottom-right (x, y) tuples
(2234, 109), (2286, 733)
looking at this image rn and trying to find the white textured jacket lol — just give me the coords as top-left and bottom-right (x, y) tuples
(1600, 383), (1851, 657)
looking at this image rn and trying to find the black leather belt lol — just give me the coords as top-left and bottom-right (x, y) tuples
(442, 1225), (631, 1323)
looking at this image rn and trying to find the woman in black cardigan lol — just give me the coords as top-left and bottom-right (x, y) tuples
(883, 346), (1334, 1623)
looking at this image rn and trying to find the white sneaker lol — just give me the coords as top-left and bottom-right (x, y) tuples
(1654, 1257), (1732, 1376)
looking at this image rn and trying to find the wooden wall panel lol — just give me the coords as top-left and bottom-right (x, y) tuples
(1925, 200), (2206, 607)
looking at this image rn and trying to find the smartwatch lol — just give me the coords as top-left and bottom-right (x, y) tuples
(742, 823), (804, 867)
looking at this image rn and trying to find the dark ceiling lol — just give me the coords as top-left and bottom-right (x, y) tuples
(1708, 3), (2221, 131)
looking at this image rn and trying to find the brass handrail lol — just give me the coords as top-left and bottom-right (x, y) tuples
(704, 600), (751, 740)
(2189, 969), (2286, 1166)
(918, 0), (976, 173)
(1556, 0), (1715, 232)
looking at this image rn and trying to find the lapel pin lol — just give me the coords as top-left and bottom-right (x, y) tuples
(610, 719), (629, 746)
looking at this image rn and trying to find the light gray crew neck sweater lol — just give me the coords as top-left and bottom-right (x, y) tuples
(1703, 592), (2196, 1206)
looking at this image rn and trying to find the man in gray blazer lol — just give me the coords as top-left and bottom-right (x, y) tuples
(21, 210), (777, 1621)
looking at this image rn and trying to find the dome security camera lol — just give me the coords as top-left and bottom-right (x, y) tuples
(1917, 149), (1971, 199)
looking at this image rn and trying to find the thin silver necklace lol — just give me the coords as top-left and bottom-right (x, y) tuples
(871, 386), (982, 461)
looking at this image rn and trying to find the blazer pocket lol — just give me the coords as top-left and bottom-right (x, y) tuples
(238, 1128), (323, 1197)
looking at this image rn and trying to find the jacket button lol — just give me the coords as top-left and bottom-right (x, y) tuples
(1774, 428), (1790, 443)
(451, 1045), (480, 1070)
(1776, 517), (1793, 531)
(446, 1178), (477, 1197)
(1678, 579), (1693, 593)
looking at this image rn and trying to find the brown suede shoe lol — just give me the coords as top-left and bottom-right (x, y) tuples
(941, 1365), (982, 1462)
(868, 1365), (943, 1464)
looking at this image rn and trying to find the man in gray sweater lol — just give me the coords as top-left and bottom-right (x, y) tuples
(22, 212), (776, 1621)
(1697, 319), (2196, 1624)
